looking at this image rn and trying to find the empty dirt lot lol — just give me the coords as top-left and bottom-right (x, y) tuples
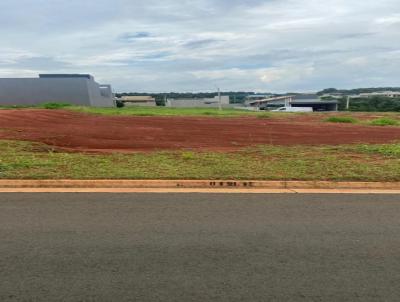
(0, 109), (399, 153)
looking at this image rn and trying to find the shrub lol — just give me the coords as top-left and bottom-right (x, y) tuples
(325, 116), (358, 123)
(116, 100), (125, 108)
(370, 118), (399, 126)
(41, 102), (71, 109)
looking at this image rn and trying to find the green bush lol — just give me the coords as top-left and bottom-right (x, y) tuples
(325, 116), (358, 123)
(116, 100), (125, 108)
(41, 102), (72, 109)
(370, 118), (399, 126)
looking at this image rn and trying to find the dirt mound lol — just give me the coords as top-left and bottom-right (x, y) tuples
(0, 109), (399, 153)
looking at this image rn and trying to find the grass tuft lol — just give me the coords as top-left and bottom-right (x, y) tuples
(369, 118), (399, 126)
(40, 103), (72, 109)
(257, 113), (272, 119)
(181, 151), (196, 160)
(325, 116), (358, 123)
(357, 144), (400, 157)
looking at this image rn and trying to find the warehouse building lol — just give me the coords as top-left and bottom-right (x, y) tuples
(166, 96), (231, 108)
(0, 74), (114, 107)
(246, 94), (338, 111)
(118, 96), (157, 107)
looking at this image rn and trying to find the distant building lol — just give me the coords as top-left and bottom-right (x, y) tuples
(166, 96), (231, 108)
(358, 91), (400, 98)
(118, 96), (157, 107)
(245, 94), (338, 111)
(0, 74), (114, 107)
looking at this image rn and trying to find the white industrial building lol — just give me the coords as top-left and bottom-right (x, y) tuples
(245, 94), (339, 111)
(118, 96), (157, 107)
(165, 96), (231, 108)
(358, 91), (400, 98)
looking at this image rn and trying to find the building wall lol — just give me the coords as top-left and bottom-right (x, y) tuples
(124, 101), (157, 107)
(166, 96), (231, 108)
(86, 81), (114, 107)
(262, 99), (338, 111)
(119, 96), (157, 107)
(0, 76), (114, 107)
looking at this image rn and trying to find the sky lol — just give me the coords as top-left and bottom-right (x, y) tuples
(0, 0), (399, 93)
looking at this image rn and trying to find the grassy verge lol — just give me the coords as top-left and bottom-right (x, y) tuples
(325, 115), (400, 127)
(0, 102), (72, 110)
(1, 140), (399, 181)
(67, 106), (263, 117)
(2, 104), (400, 121)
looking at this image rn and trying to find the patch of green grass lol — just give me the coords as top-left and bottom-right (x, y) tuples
(0, 105), (34, 109)
(0, 140), (400, 181)
(181, 151), (196, 160)
(0, 103), (72, 110)
(257, 113), (273, 119)
(67, 106), (257, 117)
(357, 144), (400, 157)
(325, 116), (358, 123)
(40, 102), (72, 109)
(66, 106), (309, 118)
(369, 118), (399, 126)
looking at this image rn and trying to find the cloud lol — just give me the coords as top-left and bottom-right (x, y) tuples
(0, 0), (399, 92)
(119, 32), (152, 41)
(375, 14), (400, 25)
(0, 49), (38, 64)
(260, 66), (315, 83)
(182, 39), (222, 49)
(344, 57), (369, 67)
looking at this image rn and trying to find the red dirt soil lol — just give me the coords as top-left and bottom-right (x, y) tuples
(0, 109), (399, 153)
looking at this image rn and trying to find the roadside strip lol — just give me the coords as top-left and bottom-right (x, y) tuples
(0, 180), (399, 193)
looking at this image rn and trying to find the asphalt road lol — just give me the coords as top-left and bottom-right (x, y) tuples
(1, 193), (400, 302)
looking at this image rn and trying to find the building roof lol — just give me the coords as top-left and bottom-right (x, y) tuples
(292, 94), (319, 100)
(291, 100), (338, 104)
(39, 74), (93, 80)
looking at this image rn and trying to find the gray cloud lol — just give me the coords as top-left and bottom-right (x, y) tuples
(182, 39), (223, 49)
(119, 32), (152, 42)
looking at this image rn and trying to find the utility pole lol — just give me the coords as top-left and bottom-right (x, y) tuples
(215, 85), (222, 111)
(218, 87), (222, 111)
(346, 96), (350, 110)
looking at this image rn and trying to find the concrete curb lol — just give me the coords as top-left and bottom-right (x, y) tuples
(0, 180), (399, 190)
(1, 188), (400, 194)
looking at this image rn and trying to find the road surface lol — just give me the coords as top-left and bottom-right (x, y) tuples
(1, 193), (400, 301)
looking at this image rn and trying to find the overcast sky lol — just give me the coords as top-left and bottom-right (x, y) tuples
(0, 0), (399, 92)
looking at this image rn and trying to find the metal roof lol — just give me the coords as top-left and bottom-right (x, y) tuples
(39, 74), (93, 80)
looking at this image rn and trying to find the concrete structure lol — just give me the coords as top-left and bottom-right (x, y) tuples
(166, 96), (231, 108)
(358, 91), (400, 98)
(246, 94), (338, 111)
(0, 74), (114, 107)
(118, 96), (156, 107)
